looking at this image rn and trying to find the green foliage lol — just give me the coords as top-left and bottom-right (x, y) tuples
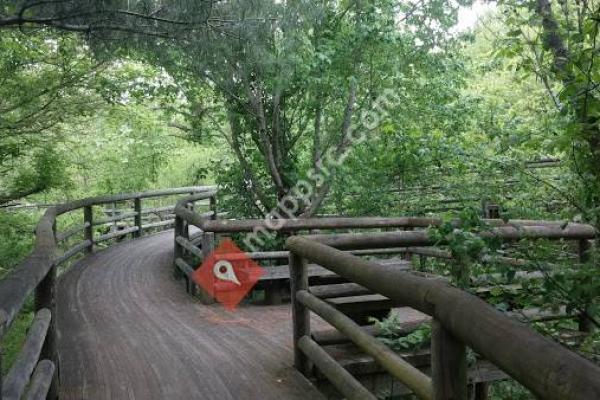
(489, 381), (534, 400)
(0, 30), (103, 202)
(1, 4), (600, 394)
(369, 312), (431, 352)
(1, 308), (34, 374)
(0, 211), (37, 276)
(428, 208), (500, 287)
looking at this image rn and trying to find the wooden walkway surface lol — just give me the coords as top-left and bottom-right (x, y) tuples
(56, 231), (326, 400)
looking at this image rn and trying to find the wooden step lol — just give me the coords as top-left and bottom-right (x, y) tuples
(325, 294), (401, 324)
(325, 294), (399, 313)
(260, 264), (337, 281)
(310, 283), (372, 299)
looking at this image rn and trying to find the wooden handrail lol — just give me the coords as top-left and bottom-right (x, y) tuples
(286, 236), (600, 400)
(297, 289), (433, 399)
(305, 223), (596, 249)
(172, 192), (219, 303)
(182, 215), (591, 234)
(0, 186), (215, 400)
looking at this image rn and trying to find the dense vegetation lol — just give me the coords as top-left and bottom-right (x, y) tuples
(2, 0), (600, 398)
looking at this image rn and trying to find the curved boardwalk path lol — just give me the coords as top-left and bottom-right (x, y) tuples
(56, 231), (325, 400)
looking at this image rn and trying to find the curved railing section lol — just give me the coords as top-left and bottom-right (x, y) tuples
(286, 227), (600, 400)
(0, 186), (214, 400)
(170, 200), (600, 399)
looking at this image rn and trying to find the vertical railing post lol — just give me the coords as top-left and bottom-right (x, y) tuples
(578, 239), (594, 332)
(473, 382), (489, 400)
(35, 221), (59, 400)
(0, 341), (3, 396)
(210, 195), (217, 220)
(112, 201), (117, 232)
(197, 232), (215, 304)
(289, 251), (311, 375)
(173, 215), (184, 280)
(134, 197), (142, 238)
(402, 227), (413, 260)
(431, 319), (467, 400)
(84, 205), (94, 254)
(188, 193), (195, 212)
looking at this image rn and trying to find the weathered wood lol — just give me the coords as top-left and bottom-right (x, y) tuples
(142, 219), (175, 230)
(213, 248), (407, 262)
(2, 309), (51, 400)
(191, 216), (594, 234)
(216, 251), (289, 261)
(261, 264), (337, 281)
(290, 253), (311, 375)
(316, 350), (506, 397)
(286, 236), (600, 400)
(134, 198), (142, 238)
(197, 232), (215, 303)
(56, 232), (326, 400)
(198, 217), (439, 233)
(94, 226), (139, 243)
(431, 319), (467, 400)
(175, 236), (203, 259)
(297, 290), (433, 399)
(0, 187), (212, 340)
(264, 284), (284, 305)
(54, 240), (92, 265)
(260, 258), (409, 283)
(175, 258), (194, 277)
(23, 360), (55, 400)
(173, 217), (185, 280)
(325, 294), (398, 319)
(310, 283), (372, 299)
(308, 224), (596, 250)
(210, 195), (217, 220)
(55, 222), (90, 243)
(94, 211), (138, 226)
(140, 205), (175, 214)
(35, 264), (58, 400)
(83, 205), (93, 254)
(297, 336), (377, 400)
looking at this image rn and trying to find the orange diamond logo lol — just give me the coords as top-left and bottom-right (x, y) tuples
(192, 238), (265, 311)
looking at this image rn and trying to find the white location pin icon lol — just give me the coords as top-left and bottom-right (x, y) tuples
(213, 260), (241, 286)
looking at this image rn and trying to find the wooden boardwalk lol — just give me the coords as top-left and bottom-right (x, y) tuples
(56, 231), (326, 400)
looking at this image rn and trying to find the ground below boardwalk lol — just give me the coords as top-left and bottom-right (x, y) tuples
(56, 231), (326, 400)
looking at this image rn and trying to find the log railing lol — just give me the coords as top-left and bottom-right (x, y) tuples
(172, 191), (218, 302)
(286, 235), (600, 400)
(0, 186), (214, 400)
(171, 211), (448, 303)
(171, 205), (598, 307)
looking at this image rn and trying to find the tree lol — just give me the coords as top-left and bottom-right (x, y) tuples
(141, 0), (472, 217)
(0, 30), (104, 204)
(499, 0), (600, 226)
(0, 0), (214, 37)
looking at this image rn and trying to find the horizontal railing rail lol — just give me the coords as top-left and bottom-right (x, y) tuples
(286, 236), (600, 400)
(182, 216), (586, 233)
(0, 186), (214, 400)
(305, 223), (596, 249)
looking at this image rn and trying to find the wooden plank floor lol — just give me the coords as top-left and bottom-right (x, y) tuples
(56, 231), (326, 400)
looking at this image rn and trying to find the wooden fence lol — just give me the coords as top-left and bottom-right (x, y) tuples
(0, 186), (214, 400)
(286, 225), (600, 400)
